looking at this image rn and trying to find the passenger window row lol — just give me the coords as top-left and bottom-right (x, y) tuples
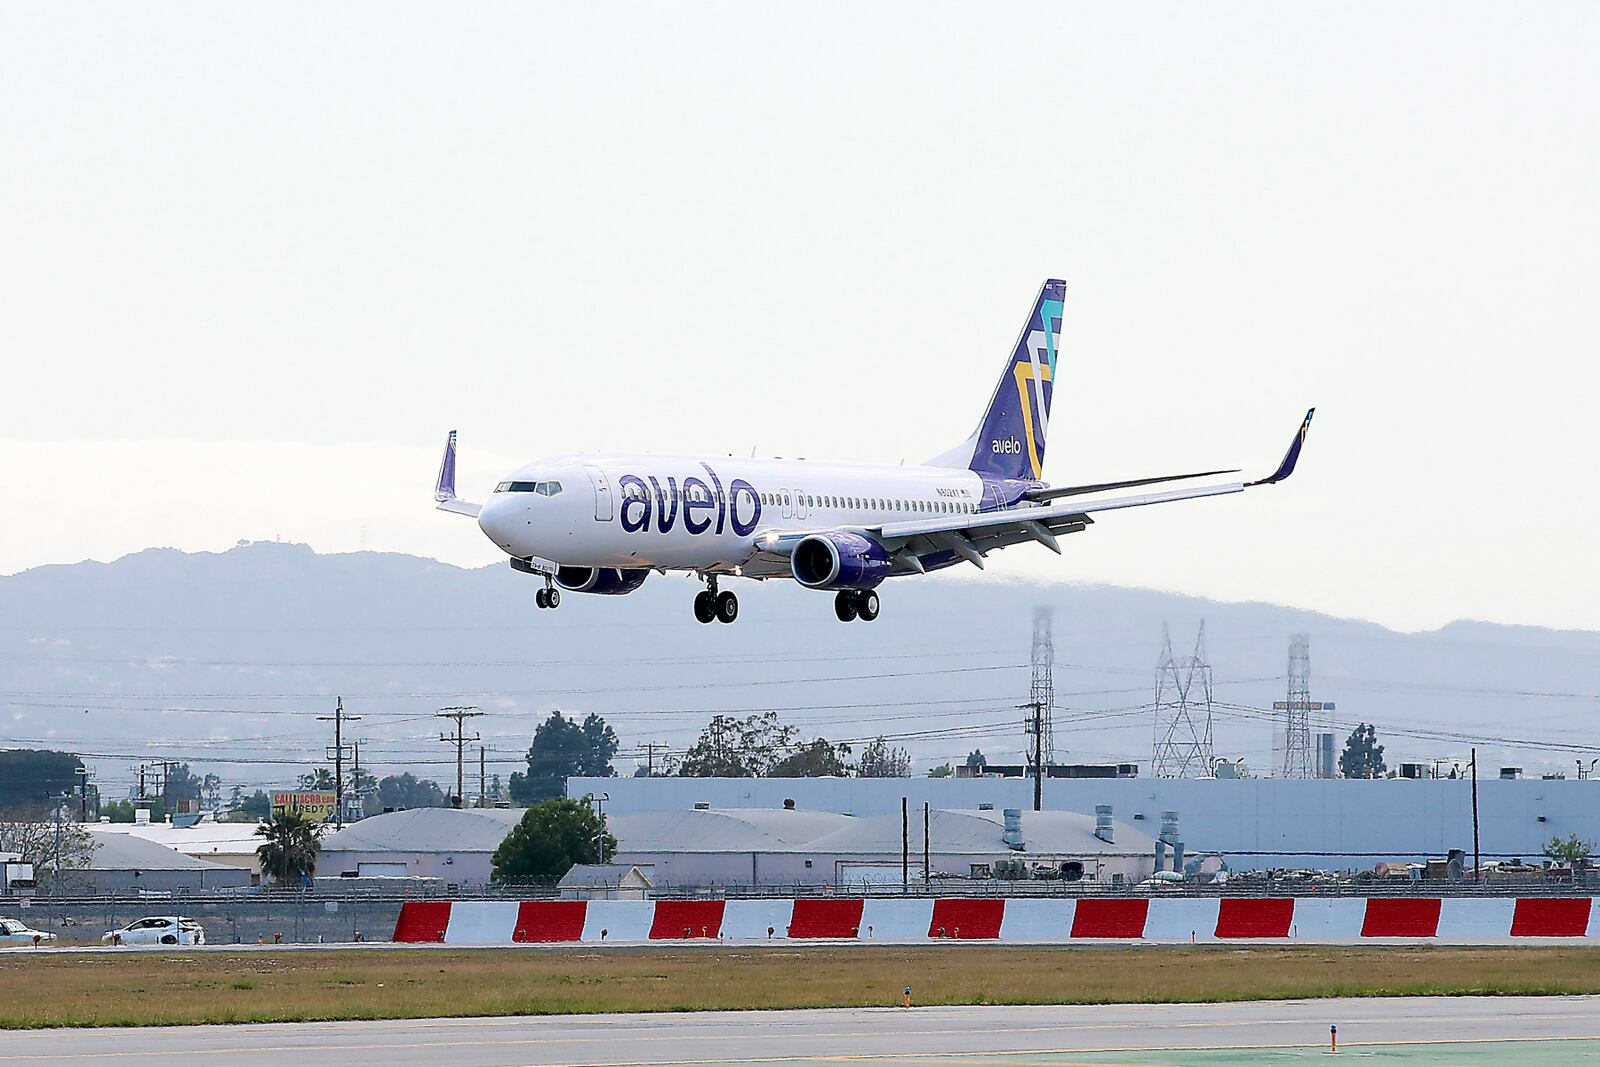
(753, 492), (976, 516)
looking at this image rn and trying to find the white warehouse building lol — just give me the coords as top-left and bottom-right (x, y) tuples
(608, 806), (1158, 887)
(570, 775), (1600, 872)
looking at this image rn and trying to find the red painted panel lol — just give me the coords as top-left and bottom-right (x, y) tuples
(788, 899), (864, 939)
(649, 900), (726, 940)
(392, 901), (452, 943)
(1511, 897), (1592, 937)
(1361, 898), (1441, 937)
(928, 898), (1005, 939)
(513, 900), (588, 942)
(1070, 898), (1149, 938)
(1214, 898), (1295, 939)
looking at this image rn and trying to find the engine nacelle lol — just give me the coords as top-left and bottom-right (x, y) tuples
(790, 532), (891, 590)
(555, 566), (650, 595)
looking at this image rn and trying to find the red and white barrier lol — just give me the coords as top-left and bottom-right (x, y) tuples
(394, 895), (1600, 943)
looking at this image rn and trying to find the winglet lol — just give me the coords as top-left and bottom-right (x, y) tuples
(1247, 408), (1315, 487)
(434, 430), (460, 502)
(433, 431), (482, 517)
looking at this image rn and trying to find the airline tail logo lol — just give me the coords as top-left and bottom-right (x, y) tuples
(972, 281), (1064, 482)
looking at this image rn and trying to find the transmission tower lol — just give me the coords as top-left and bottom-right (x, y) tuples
(1030, 607), (1055, 764)
(1151, 622), (1215, 778)
(1280, 634), (1314, 778)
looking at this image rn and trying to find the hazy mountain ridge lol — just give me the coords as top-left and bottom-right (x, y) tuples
(2, 543), (1597, 792)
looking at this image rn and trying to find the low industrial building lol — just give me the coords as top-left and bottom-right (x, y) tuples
(558, 864), (655, 899)
(316, 807), (525, 883)
(63, 830), (255, 893)
(608, 805), (1159, 887)
(92, 815), (264, 875)
(572, 774), (1600, 872)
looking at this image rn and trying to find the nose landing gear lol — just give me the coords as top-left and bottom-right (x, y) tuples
(536, 581), (560, 610)
(834, 589), (879, 622)
(694, 577), (739, 624)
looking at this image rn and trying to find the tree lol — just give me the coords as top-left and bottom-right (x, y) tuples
(491, 798), (615, 883)
(1339, 723), (1386, 779)
(201, 774), (223, 810)
(101, 798), (168, 823)
(1543, 834), (1594, 863)
(858, 737), (912, 778)
(927, 763), (954, 778)
(255, 812), (323, 885)
(679, 712), (797, 777)
(770, 739), (853, 778)
(238, 790), (272, 819)
(0, 750), (85, 808)
(965, 750), (987, 772)
(297, 768), (336, 791)
(0, 805), (95, 886)
(162, 763), (203, 807)
(509, 711), (619, 803)
(375, 774), (446, 810)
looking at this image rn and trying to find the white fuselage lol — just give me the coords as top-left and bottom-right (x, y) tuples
(475, 452), (992, 576)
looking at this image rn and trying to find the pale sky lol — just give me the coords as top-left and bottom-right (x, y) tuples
(3, 3), (1596, 632)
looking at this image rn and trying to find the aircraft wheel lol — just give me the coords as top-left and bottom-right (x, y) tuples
(834, 590), (858, 622)
(715, 590), (739, 624)
(546, 588), (560, 609)
(693, 590), (716, 624)
(535, 588), (549, 609)
(856, 589), (880, 621)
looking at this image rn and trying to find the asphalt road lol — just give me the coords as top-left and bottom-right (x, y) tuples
(2, 997), (1598, 1066)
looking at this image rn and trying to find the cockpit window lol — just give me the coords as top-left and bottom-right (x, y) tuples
(495, 480), (561, 495)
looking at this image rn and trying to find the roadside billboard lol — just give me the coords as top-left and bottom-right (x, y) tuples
(271, 791), (336, 822)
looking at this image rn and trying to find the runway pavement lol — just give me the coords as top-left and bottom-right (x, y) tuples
(2, 997), (1598, 1066)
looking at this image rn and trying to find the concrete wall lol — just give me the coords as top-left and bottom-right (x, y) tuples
(573, 776), (1600, 871)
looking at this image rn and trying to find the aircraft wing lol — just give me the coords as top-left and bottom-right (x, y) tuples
(753, 409), (1312, 574)
(434, 430), (482, 518)
(871, 408), (1313, 570)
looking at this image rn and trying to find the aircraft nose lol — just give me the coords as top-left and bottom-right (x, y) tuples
(477, 496), (525, 551)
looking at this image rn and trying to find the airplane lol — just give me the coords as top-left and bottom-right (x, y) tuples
(435, 279), (1313, 624)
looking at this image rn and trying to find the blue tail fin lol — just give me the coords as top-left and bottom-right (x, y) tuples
(928, 279), (1065, 481)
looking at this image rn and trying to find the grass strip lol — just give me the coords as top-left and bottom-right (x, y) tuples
(3, 945), (1600, 1029)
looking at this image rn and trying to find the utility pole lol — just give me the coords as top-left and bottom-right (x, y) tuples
(1471, 747), (1481, 882)
(437, 706), (483, 807)
(641, 742), (670, 777)
(900, 796), (909, 892)
(351, 740), (363, 821)
(923, 801), (930, 886)
(478, 745), (487, 808)
(1019, 700), (1045, 811)
(75, 767), (90, 822)
(318, 697), (360, 829)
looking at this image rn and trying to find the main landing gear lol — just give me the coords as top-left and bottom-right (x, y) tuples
(693, 577), (739, 624)
(834, 589), (880, 623)
(535, 581), (561, 610)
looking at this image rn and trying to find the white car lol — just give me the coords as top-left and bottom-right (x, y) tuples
(0, 917), (55, 945)
(101, 916), (205, 946)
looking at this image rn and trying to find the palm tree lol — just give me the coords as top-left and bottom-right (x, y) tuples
(255, 812), (324, 885)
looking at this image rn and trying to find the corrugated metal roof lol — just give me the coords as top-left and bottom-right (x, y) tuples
(608, 808), (854, 853)
(87, 829), (235, 871)
(320, 807), (526, 854)
(92, 822), (263, 857)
